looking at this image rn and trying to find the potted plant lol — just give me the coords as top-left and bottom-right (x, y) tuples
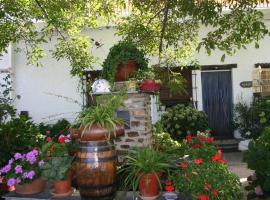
(41, 135), (75, 198)
(135, 68), (161, 92)
(102, 40), (148, 83)
(78, 91), (126, 141)
(120, 148), (172, 199)
(76, 91), (126, 199)
(0, 149), (46, 195)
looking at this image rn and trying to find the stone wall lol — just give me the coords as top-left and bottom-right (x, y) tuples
(114, 92), (153, 157)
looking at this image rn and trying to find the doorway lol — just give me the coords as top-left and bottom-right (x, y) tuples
(201, 70), (233, 139)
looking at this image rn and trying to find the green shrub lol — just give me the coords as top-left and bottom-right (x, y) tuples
(244, 126), (270, 199)
(38, 118), (71, 139)
(0, 116), (44, 167)
(160, 104), (209, 140)
(233, 97), (270, 139)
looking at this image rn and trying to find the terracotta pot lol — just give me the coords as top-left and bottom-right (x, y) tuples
(15, 178), (45, 195)
(139, 172), (162, 197)
(80, 123), (124, 142)
(115, 60), (137, 81)
(140, 80), (161, 92)
(53, 170), (73, 194)
(76, 141), (117, 200)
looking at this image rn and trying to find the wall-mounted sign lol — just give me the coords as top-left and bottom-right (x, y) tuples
(240, 81), (252, 88)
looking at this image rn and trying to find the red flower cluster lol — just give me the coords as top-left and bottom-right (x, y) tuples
(180, 162), (189, 168)
(164, 180), (175, 192)
(197, 135), (214, 144)
(212, 149), (227, 164)
(58, 136), (65, 143)
(198, 194), (210, 200)
(46, 137), (52, 142)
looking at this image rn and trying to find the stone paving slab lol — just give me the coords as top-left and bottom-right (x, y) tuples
(4, 191), (191, 200)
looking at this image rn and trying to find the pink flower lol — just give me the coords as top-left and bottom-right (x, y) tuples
(254, 185), (264, 196)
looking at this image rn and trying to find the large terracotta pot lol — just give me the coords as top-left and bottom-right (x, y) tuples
(80, 123), (124, 142)
(139, 172), (162, 197)
(115, 60), (137, 81)
(15, 178), (45, 195)
(76, 141), (117, 200)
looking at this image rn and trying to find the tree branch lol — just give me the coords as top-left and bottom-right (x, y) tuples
(159, 1), (169, 57)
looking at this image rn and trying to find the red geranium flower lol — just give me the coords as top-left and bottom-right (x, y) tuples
(212, 149), (227, 164)
(164, 185), (175, 192)
(58, 136), (65, 143)
(192, 143), (202, 149)
(204, 183), (211, 191)
(212, 189), (219, 196)
(49, 146), (54, 152)
(198, 194), (210, 200)
(186, 134), (192, 144)
(180, 162), (189, 168)
(206, 137), (214, 144)
(46, 137), (52, 142)
(194, 158), (203, 165)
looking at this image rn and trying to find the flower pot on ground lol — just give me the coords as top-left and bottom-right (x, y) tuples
(102, 40), (148, 84)
(120, 148), (172, 199)
(41, 136), (75, 198)
(14, 178), (45, 195)
(76, 92), (126, 200)
(0, 149), (46, 195)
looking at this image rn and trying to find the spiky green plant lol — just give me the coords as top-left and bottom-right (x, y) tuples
(119, 148), (172, 191)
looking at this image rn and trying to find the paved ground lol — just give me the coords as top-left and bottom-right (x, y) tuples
(224, 151), (253, 200)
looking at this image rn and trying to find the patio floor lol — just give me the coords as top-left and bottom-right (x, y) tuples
(224, 151), (253, 200)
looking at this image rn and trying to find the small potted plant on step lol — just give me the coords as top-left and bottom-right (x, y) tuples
(0, 149), (46, 195)
(120, 148), (172, 200)
(41, 135), (75, 198)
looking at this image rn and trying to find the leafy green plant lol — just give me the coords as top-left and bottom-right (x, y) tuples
(160, 104), (209, 140)
(79, 91), (126, 136)
(152, 122), (181, 154)
(0, 116), (45, 167)
(38, 118), (71, 139)
(244, 126), (270, 199)
(135, 68), (157, 81)
(233, 97), (270, 139)
(0, 73), (18, 123)
(41, 137), (74, 181)
(102, 40), (148, 83)
(119, 148), (172, 191)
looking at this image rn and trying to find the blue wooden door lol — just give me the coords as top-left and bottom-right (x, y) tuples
(201, 71), (233, 139)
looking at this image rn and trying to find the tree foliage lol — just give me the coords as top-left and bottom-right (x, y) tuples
(0, 0), (125, 76)
(118, 0), (269, 66)
(0, 0), (269, 77)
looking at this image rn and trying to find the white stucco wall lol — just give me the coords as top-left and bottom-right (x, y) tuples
(10, 11), (270, 123)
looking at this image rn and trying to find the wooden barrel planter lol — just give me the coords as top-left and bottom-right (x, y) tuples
(76, 141), (117, 200)
(76, 124), (124, 200)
